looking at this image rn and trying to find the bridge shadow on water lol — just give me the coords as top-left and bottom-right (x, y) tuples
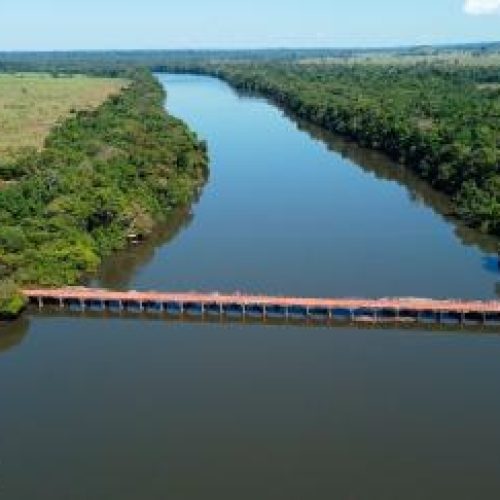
(2, 304), (499, 358)
(23, 305), (500, 335)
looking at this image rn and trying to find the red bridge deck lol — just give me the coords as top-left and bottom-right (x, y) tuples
(23, 287), (500, 323)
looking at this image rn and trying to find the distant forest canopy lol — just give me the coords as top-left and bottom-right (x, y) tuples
(1, 41), (500, 71)
(0, 70), (208, 317)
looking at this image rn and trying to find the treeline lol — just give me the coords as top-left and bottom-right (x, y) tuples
(0, 70), (207, 317)
(0, 50), (355, 74)
(179, 62), (500, 236)
(1, 43), (500, 74)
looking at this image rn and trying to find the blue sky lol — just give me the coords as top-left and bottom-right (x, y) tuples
(1, 0), (499, 51)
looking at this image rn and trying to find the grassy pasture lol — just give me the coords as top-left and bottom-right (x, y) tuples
(298, 52), (500, 67)
(0, 73), (127, 161)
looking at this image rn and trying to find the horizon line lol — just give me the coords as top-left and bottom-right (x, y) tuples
(1, 40), (500, 54)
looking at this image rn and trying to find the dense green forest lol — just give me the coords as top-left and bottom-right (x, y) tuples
(174, 61), (500, 237)
(0, 70), (208, 317)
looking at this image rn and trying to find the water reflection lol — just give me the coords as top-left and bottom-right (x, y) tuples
(91, 206), (195, 290)
(22, 307), (500, 335)
(288, 114), (500, 255)
(0, 316), (29, 353)
(483, 255), (500, 274)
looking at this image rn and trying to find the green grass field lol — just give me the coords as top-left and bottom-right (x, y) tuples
(0, 73), (127, 162)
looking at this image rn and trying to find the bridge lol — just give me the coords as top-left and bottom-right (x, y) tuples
(23, 287), (500, 326)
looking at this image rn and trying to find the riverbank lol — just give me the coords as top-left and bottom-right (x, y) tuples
(0, 70), (208, 318)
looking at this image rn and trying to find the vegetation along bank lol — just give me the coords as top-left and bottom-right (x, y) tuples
(0, 70), (208, 318)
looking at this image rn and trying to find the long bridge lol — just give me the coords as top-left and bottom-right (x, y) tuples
(23, 287), (500, 326)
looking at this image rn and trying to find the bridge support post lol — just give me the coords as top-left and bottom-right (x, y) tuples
(38, 297), (43, 309)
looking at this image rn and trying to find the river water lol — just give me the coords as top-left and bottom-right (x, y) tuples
(1, 74), (500, 499)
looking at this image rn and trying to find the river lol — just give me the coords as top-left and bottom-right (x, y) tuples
(1, 73), (500, 499)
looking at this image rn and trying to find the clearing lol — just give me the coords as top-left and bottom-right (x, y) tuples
(0, 73), (127, 162)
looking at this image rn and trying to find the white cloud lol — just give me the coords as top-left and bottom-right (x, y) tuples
(464, 0), (500, 14)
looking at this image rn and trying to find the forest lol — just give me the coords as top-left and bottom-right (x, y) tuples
(0, 70), (208, 317)
(173, 61), (500, 237)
